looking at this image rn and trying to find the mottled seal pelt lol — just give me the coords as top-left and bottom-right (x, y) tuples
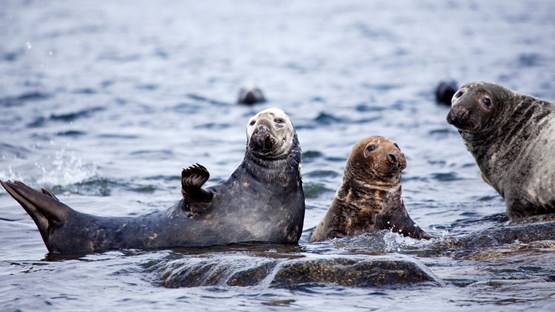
(446, 81), (555, 219)
(310, 136), (431, 242)
(1, 108), (305, 254)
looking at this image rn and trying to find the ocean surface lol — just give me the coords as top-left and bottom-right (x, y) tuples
(1, 0), (554, 311)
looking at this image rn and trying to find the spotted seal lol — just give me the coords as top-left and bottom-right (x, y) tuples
(310, 136), (431, 242)
(1, 108), (305, 254)
(446, 81), (555, 220)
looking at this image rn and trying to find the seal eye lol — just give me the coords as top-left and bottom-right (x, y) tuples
(393, 143), (400, 150)
(274, 118), (285, 124)
(366, 144), (377, 152)
(482, 97), (492, 107)
(454, 90), (464, 98)
(249, 120), (256, 126)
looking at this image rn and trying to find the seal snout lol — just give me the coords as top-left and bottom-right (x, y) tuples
(388, 152), (407, 171)
(446, 106), (470, 129)
(250, 122), (277, 153)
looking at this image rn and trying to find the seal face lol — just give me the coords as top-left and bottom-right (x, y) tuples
(447, 81), (555, 219)
(310, 136), (431, 242)
(1, 108), (305, 254)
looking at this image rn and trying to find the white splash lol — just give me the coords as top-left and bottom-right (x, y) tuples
(35, 149), (97, 186)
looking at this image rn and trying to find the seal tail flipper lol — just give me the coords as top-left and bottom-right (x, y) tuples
(1, 180), (71, 250)
(181, 164), (213, 216)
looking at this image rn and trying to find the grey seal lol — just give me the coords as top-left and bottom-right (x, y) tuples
(446, 81), (555, 219)
(1, 108), (305, 254)
(310, 136), (431, 242)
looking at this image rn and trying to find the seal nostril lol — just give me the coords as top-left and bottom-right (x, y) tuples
(455, 90), (464, 98)
(389, 153), (397, 162)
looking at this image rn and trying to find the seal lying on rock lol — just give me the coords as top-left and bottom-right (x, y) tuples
(446, 81), (555, 219)
(1, 108), (305, 254)
(310, 136), (431, 242)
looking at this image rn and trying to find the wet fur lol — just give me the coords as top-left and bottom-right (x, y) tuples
(1, 108), (305, 254)
(310, 136), (431, 242)
(447, 81), (555, 219)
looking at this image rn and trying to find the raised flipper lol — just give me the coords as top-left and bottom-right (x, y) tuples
(1, 180), (72, 251)
(181, 164), (213, 217)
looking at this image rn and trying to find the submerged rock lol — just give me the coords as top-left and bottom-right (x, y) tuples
(270, 256), (439, 288)
(151, 253), (441, 288)
(443, 221), (555, 251)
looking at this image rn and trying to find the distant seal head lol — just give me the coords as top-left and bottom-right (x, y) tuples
(237, 84), (266, 105)
(1, 108), (305, 254)
(310, 136), (431, 242)
(446, 81), (555, 219)
(435, 80), (458, 106)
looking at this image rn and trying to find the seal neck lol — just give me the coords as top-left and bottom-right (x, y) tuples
(339, 176), (402, 203)
(241, 134), (302, 183)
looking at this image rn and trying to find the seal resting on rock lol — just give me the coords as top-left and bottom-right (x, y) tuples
(1, 108), (305, 254)
(310, 136), (431, 242)
(446, 81), (555, 219)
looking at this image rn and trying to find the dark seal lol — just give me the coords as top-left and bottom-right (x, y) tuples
(310, 136), (431, 242)
(237, 84), (266, 105)
(1, 108), (305, 254)
(435, 79), (458, 106)
(446, 81), (555, 220)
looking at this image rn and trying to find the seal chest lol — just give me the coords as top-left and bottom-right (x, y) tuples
(310, 136), (431, 242)
(447, 81), (555, 220)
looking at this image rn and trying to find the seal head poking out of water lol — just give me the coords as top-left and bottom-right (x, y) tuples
(446, 81), (555, 220)
(310, 136), (431, 242)
(1, 108), (305, 254)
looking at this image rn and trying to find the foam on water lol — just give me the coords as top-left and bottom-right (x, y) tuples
(35, 149), (97, 186)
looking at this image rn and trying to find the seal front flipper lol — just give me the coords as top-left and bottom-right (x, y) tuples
(1, 180), (71, 251)
(181, 164), (213, 217)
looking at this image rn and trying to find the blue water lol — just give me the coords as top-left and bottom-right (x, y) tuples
(1, 0), (555, 311)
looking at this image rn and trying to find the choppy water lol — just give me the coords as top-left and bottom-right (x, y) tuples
(1, 0), (555, 311)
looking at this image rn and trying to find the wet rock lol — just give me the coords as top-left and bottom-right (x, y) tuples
(445, 221), (555, 251)
(227, 261), (277, 286)
(270, 256), (440, 288)
(151, 253), (441, 288)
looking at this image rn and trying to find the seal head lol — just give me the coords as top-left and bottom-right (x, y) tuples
(237, 84), (266, 105)
(247, 108), (294, 158)
(446, 81), (510, 135)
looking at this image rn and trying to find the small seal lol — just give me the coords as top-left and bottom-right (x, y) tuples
(435, 80), (458, 106)
(310, 136), (431, 242)
(237, 84), (266, 105)
(1, 108), (305, 254)
(446, 81), (555, 219)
